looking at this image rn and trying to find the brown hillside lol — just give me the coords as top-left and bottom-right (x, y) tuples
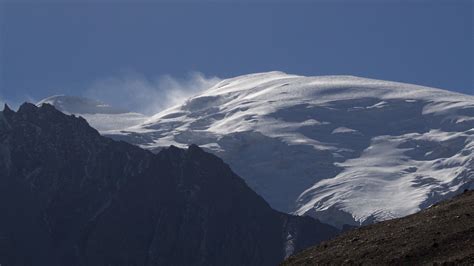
(283, 190), (474, 265)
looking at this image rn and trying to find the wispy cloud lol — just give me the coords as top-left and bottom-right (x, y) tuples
(0, 89), (5, 106)
(85, 71), (220, 115)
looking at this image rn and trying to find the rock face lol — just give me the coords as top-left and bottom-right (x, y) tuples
(282, 190), (474, 265)
(0, 103), (337, 266)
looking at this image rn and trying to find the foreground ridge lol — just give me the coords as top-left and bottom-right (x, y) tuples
(0, 102), (337, 266)
(282, 189), (474, 265)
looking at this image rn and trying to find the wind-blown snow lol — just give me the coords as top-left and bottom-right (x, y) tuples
(37, 95), (149, 132)
(42, 72), (474, 228)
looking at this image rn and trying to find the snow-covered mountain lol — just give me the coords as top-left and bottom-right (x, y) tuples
(37, 95), (148, 132)
(40, 72), (474, 228)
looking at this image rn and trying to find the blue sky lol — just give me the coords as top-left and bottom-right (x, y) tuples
(0, 0), (472, 110)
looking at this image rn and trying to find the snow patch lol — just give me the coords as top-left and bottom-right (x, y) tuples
(331, 127), (359, 134)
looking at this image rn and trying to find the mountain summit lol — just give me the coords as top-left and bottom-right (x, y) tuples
(107, 71), (474, 228)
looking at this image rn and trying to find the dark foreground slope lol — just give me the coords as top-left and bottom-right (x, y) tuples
(283, 190), (474, 265)
(0, 103), (338, 266)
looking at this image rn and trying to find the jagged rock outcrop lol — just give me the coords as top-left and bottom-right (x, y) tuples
(0, 103), (338, 266)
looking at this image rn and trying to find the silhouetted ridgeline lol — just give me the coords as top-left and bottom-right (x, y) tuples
(0, 103), (337, 266)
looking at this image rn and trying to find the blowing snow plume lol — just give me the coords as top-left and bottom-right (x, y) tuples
(85, 71), (221, 115)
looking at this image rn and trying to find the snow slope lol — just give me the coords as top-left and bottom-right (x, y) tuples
(43, 72), (474, 228)
(37, 95), (148, 132)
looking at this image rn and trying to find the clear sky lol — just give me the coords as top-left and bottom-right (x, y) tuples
(0, 0), (472, 109)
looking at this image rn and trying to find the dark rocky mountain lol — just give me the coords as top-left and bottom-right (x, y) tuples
(282, 189), (474, 265)
(0, 103), (338, 266)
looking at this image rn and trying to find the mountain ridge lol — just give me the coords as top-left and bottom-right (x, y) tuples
(0, 102), (338, 265)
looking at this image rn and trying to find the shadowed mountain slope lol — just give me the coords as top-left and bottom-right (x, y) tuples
(0, 103), (337, 266)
